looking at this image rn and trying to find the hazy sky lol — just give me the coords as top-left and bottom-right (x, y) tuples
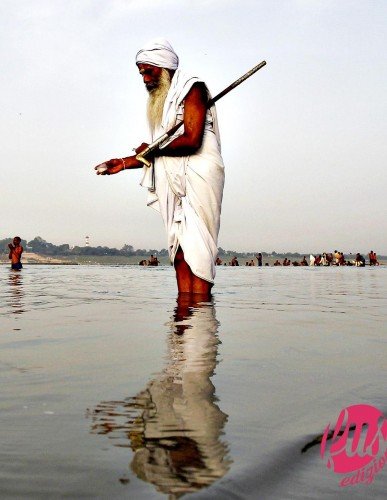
(1, 0), (386, 253)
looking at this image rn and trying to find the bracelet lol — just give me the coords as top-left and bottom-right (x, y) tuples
(120, 158), (126, 170)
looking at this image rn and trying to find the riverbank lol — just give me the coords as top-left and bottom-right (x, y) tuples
(0, 252), (75, 265)
(1, 252), (385, 266)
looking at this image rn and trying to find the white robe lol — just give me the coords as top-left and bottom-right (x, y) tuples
(141, 69), (225, 283)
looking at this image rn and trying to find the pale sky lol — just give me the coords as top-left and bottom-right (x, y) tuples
(1, 0), (386, 254)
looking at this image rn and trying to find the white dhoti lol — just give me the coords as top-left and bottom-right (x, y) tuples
(141, 70), (225, 283)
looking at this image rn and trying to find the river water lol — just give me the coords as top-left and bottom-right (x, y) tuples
(0, 264), (386, 499)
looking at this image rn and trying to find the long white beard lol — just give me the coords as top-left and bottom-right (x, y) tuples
(147, 69), (171, 133)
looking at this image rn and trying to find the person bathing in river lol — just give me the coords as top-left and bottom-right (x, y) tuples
(8, 236), (23, 270)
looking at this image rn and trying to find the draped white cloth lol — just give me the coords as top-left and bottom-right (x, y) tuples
(141, 69), (225, 283)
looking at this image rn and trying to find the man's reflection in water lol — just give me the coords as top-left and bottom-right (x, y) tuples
(90, 295), (231, 497)
(7, 271), (25, 315)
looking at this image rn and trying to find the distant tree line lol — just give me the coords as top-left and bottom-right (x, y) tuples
(0, 236), (169, 257)
(1, 236), (313, 258)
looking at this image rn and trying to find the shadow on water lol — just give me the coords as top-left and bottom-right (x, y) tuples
(88, 295), (232, 498)
(7, 271), (25, 315)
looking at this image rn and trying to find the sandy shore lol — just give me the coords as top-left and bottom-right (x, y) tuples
(0, 252), (73, 265)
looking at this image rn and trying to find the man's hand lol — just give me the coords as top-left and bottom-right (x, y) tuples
(95, 155), (144, 175)
(134, 143), (149, 155)
(134, 143), (154, 167)
(95, 158), (125, 175)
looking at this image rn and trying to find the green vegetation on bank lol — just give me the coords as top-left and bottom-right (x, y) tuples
(0, 236), (168, 257)
(0, 235), (301, 258)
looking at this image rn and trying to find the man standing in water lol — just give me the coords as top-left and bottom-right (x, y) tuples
(96, 39), (225, 296)
(8, 236), (23, 270)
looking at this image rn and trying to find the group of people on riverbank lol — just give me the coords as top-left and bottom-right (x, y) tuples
(139, 254), (160, 266)
(280, 251), (379, 267)
(216, 253), (265, 267)
(308, 250), (379, 267)
(215, 250), (381, 267)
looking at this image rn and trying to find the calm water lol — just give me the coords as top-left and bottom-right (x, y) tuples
(0, 265), (386, 499)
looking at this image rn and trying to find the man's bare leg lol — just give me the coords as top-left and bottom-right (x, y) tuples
(174, 246), (213, 296)
(174, 247), (192, 294)
(192, 275), (213, 296)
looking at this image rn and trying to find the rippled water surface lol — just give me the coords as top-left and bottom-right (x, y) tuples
(0, 265), (386, 499)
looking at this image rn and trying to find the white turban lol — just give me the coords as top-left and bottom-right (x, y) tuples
(135, 38), (179, 70)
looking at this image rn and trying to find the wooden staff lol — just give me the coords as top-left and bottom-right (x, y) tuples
(136, 60), (267, 167)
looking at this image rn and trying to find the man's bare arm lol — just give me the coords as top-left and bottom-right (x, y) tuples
(95, 83), (208, 175)
(135, 83), (208, 159)
(157, 82), (207, 156)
